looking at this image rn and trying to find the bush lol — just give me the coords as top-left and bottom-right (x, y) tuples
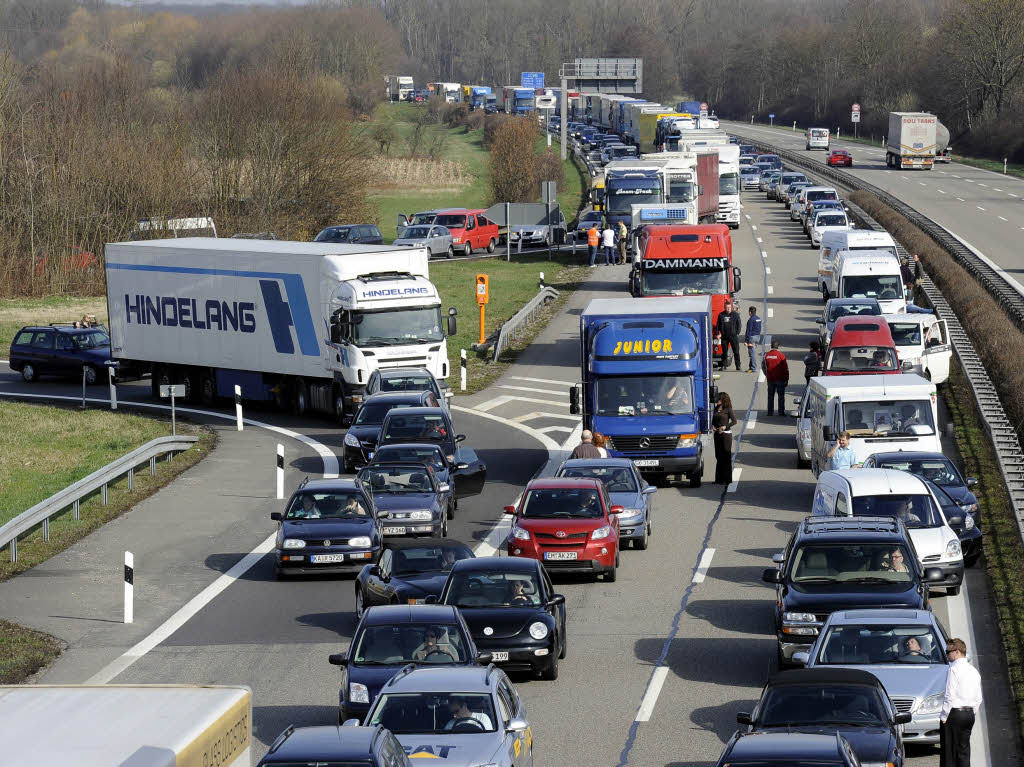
(464, 110), (485, 132)
(488, 116), (538, 205)
(442, 102), (469, 128)
(534, 148), (564, 197)
(347, 79), (383, 117)
(482, 113), (509, 149)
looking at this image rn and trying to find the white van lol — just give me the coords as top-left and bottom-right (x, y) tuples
(817, 230), (899, 300)
(811, 468), (964, 594)
(882, 313), (952, 383)
(828, 250), (906, 313)
(806, 373), (940, 476)
(806, 127), (830, 150)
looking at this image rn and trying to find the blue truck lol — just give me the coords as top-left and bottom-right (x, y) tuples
(678, 100), (702, 116)
(467, 86), (492, 110)
(602, 168), (664, 229)
(570, 296), (714, 487)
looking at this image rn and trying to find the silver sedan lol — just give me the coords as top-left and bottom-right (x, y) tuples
(393, 225), (454, 258)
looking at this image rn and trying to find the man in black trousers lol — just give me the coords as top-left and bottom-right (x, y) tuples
(715, 301), (742, 371)
(940, 637), (982, 767)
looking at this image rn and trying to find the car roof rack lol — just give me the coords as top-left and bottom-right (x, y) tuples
(267, 724), (295, 754)
(803, 516), (899, 533)
(297, 476), (310, 491)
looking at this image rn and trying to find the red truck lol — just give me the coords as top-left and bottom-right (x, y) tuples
(628, 224), (741, 359)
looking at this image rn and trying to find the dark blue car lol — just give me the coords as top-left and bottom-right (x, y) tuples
(328, 604), (482, 722)
(9, 324), (111, 384)
(716, 730), (860, 766)
(860, 451), (979, 519)
(258, 724), (412, 767)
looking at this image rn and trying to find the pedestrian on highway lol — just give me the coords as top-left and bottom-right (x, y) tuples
(940, 637), (983, 767)
(712, 392), (737, 485)
(601, 223), (615, 265)
(744, 306), (762, 373)
(570, 430), (602, 459)
(803, 341), (822, 384)
(715, 301), (742, 371)
(616, 221), (629, 264)
(761, 340), (790, 416)
(826, 431), (860, 470)
(587, 223), (600, 267)
(592, 432), (610, 458)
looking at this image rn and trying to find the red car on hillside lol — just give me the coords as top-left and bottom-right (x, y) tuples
(827, 149), (853, 167)
(505, 477), (622, 582)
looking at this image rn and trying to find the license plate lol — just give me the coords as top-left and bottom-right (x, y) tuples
(367, 452), (374, 459)
(407, 598), (427, 605)
(544, 551), (578, 561)
(310, 554), (346, 564)
(633, 459), (659, 467)
(491, 651), (510, 662)
(383, 526), (407, 535)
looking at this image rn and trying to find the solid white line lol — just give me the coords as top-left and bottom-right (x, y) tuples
(692, 548), (716, 583)
(499, 384), (567, 396)
(561, 421), (584, 449)
(509, 376), (574, 387)
(473, 395), (516, 412)
(0, 358), (8, 364)
(999, 216), (1008, 222)
(767, 286), (774, 295)
(538, 425), (573, 434)
(767, 308), (774, 318)
(727, 468), (742, 493)
(474, 394), (565, 411)
(512, 411), (579, 423)
(634, 666), (670, 722)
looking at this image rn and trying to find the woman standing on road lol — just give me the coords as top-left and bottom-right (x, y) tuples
(593, 432), (610, 458)
(712, 392), (738, 485)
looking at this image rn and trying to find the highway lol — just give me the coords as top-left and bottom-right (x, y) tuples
(0, 186), (1019, 766)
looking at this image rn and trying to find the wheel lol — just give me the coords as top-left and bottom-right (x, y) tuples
(635, 525), (649, 551)
(558, 625), (567, 659)
(199, 372), (217, 406)
(689, 464), (703, 488)
(966, 555), (980, 568)
(540, 654), (559, 680)
(947, 585), (961, 597)
(604, 563), (617, 583)
(463, 242), (472, 257)
(274, 566), (286, 580)
(178, 368), (197, 401)
(446, 245), (454, 259)
(486, 238), (496, 254)
(447, 501), (454, 520)
(82, 364), (99, 386)
(291, 379), (308, 416)
(21, 363), (37, 383)
(355, 587), (365, 619)
(152, 365), (173, 398)
(615, 548), (621, 568)
(334, 390), (347, 424)
(440, 515), (448, 538)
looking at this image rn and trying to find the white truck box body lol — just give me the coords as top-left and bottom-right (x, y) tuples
(888, 112), (937, 168)
(1, 684), (251, 767)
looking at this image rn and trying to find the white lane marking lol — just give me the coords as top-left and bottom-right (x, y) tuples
(965, 179), (974, 183)
(0, 393), (339, 477)
(919, 182), (927, 186)
(938, 189), (947, 194)
(538, 425), (573, 434)
(474, 394), (565, 411)
(756, 237), (763, 243)
(977, 206), (986, 211)
(1009, 193), (1018, 198)
(452, 404), (561, 451)
(939, 171), (947, 174)
(999, 216), (1008, 222)
(746, 410), (757, 429)
(510, 376), (574, 387)
(85, 534), (277, 684)
(0, 358), (8, 364)
(953, 174), (961, 178)
(512, 410), (579, 423)
(767, 308), (774, 318)
(758, 370), (766, 382)
(634, 666), (670, 722)
(727, 468), (742, 493)
(744, 214), (751, 220)
(994, 188), (1003, 192)
(936, 224), (1024, 299)
(562, 421), (583, 449)
(499, 384), (568, 396)
(977, 182), (988, 187)
(692, 548), (716, 584)
(751, 225), (757, 231)
(760, 250), (768, 259)
(764, 266), (771, 275)
(767, 285), (774, 295)
(956, 197), (966, 202)
(946, 578), (994, 767)
(901, 175), (910, 180)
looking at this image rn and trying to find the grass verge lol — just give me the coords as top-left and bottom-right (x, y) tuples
(0, 619), (63, 684)
(0, 401), (215, 580)
(1, 296), (107, 352)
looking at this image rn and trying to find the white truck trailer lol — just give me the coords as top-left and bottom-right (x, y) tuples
(886, 112), (937, 169)
(1, 684), (251, 767)
(105, 238), (456, 422)
(386, 75), (415, 102)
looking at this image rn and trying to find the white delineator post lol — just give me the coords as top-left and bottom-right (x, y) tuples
(276, 443), (285, 500)
(460, 349), (467, 392)
(108, 366), (117, 411)
(235, 385), (243, 431)
(124, 551), (134, 624)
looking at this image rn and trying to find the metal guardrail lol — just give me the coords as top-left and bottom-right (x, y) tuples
(1, 435), (199, 562)
(492, 286), (561, 361)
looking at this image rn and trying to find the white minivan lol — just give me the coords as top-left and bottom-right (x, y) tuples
(806, 127), (830, 150)
(882, 313), (953, 383)
(811, 468), (965, 595)
(828, 250), (906, 314)
(806, 373), (940, 476)
(817, 230), (899, 301)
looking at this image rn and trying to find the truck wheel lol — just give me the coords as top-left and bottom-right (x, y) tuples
(463, 242), (472, 257)
(689, 469), (702, 488)
(21, 363), (37, 383)
(446, 245), (455, 259)
(199, 372), (217, 406)
(292, 379), (308, 416)
(179, 368), (197, 402)
(152, 365), (173, 398)
(334, 389), (347, 424)
(486, 238), (496, 254)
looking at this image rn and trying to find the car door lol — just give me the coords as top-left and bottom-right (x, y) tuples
(497, 678), (532, 767)
(54, 332), (79, 375)
(32, 330), (57, 374)
(540, 567), (565, 640)
(463, 214), (477, 248)
(9, 330), (36, 372)
(367, 548), (394, 607)
(452, 445), (486, 498)
(921, 319), (951, 384)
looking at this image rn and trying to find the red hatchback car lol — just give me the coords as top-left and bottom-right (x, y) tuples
(827, 149), (853, 167)
(504, 478), (622, 582)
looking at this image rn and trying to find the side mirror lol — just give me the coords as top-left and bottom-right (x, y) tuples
(610, 505), (624, 514)
(506, 717), (529, 733)
(895, 712), (913, 725)
(376, 509), (389, 519)
(967, 477), (978, 487)
(771, 552), (785, 564)
(642, 486), (657, 495)
(823, 425), (835, 442)
(569, 385), (580, 415)
(447, 313), (457, 336)
(342, 718), (362, 727)
(503, 505), (516, 515)
(924, 567), (944, 582)
(762, 568), (783, 584)
(791, 651), (809, 666)
(438, 483), (451, 493)
(368, 565), (381, 577)
(328, 652), (348, 666)
(547, 594), (566, 607)
(815, 318), (825, 325)
(423, 595), (438, 604)
(947, 515), (964, 527)
(476, 651), (493, 664)
(270, 512), (283, 521)
(455, 434), (466, 443)
(736, 712), (752, 725)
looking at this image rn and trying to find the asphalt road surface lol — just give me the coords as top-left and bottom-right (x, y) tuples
(0, 185), (1019, 766)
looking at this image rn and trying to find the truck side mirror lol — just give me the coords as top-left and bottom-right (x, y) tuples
(697, 185), (704, 196)
(569, 385), (580, 415)
(823, 425), (835, 442)
(732, 268), (742, 293)
(447, 306), (457, 336)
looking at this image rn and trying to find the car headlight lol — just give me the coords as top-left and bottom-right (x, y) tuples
(916, 692), (943, 715)
(618, 508), (642, 521)
(529, 621), (549, 640)
(349, 683), (369, 704)
(282, 539), (306, 549)
(344, 432), (360, 447)
(591, 525), (611, 540)
(511, 525), (531, 541)
(945, 539), (962, 558)
(349, 536), (371, 547)
(677, 434), (699, 448)
(798, 428), (811, 442)
(963, 514), (975, 530)
(960, 502), (979, 514)
(783, 612), (816, 623)
(409, 510), (432, 521)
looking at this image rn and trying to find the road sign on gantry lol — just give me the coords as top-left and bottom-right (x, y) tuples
(521, 72), (545, 90)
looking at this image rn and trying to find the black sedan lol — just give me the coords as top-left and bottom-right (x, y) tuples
(369, 442), (486, 515)
(358, 462), (450, 538)
(735, 668), (910, 766)
(354, 539), (475, 618)
(342, 391), (440, 473)
(270, 478), (384, 578)
(439, 556), (566, 680)
(861, 451), (980, 521)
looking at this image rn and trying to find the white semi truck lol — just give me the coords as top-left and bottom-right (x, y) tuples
(1, 684), (251, 767)
(886, 112), (937, 169)
(386, 75), (415, 102)
(105, 238), (456, 422)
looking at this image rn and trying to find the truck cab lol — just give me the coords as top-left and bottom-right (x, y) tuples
(570, 296), (714, 487)
(603, 169), (664, 228)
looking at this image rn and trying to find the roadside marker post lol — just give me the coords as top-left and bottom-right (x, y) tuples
(106, 361), (118, 411)
(159, 384), (185, 436)
(276, 444), (284, 500)
(124, 551), (134, 624)
(235, 385), (243, 431)
(81, 366), (88, 410)
(460, 349), (467, 391)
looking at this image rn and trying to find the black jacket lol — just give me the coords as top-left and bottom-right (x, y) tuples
(716, 310), (741, 339)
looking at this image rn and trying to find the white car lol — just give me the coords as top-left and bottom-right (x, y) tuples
(809, 210), (852, 249)
(882, 313), (952, 384)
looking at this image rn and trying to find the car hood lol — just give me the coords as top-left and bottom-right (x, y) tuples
(347, 424), (382, 444)
(281, 517), (376, 540)
(373, 494), (440, 512)
(783, 585), (924, 612)
(818, 663), (947, 700)
(609, 491), (644, 512)
(395, 732), (501, 765)
(908, 525), (957, 559)
(756, 725), (893, 762)
(458, 607), (550, 639)
(516, 516), (605, 534)
(938, 485), (976, 507)
(394, 571), (451, 597)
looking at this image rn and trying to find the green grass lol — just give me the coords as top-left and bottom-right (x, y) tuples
(0, 620), (62, 684)
(1, 296), (108, 352)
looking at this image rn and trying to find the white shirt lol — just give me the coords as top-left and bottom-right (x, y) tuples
(942, 657), (983, 722)
(444, 711), (493, 730)
(601, 228), (615, 247)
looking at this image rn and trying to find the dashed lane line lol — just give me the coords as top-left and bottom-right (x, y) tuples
(746, 409), (758, 429)
(767, 285), (774, 295)
(938, 189), (947, 194)
(692, 548), (716, 584)
(977, 206), (986, 211)
(634, 667), (670, 723)
(957, 197), (966, 202)
(727, 467), (742, 493)
(760, 250), (768, 259)
(767, 308), (774, 318)
(765, 266), (771, 275)
(999, 216), (1008, 222)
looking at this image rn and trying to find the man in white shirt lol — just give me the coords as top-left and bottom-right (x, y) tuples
(940, 637), (983, 767)
(600, 225), (615, 265)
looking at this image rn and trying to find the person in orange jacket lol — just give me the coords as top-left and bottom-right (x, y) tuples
(587, 223), (601, 267)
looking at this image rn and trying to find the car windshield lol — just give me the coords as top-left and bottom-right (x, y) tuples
(351, 306), (445, 346)
(445, 571), (542, 608)
(398, 226), (433, 239)
(378, 374), (436, 394)
(352, 624), (468, 665)
(391, 543), (474, 574)
(69, 330), (110, 348)
(816, 214), (847, 228)
(360, 465), (435, 494)
(434, 214), (467, 229)
(851, 493), (943, 529)
(382, 413), (449, 443)
(818, 624), (945, 665)
(285, 492), (370, 519)
(889, 322), (922, 346)
(370, 692), (496, 734)
(354, 401), (411, 426)
(521, 487), (604, 519)
(557, 465), (638, 492)
(790, 543), (915, 584)
(641, 267), (729, 296)
(373, 446), (446, 470)
(606, 186), (663, 215)
(841, 274), (903, 301)
(595, 375), (694, 416)
(825, 346), (899, 372)
(828, 303), (879, 322)
(757, 683), (887, 726)
(314, 227), (351, 242)
(877, 457), (961, 487)
(842, 399), (935, 436)
(806, 190), (838, 203)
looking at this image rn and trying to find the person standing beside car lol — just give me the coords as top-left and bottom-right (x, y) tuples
(616, 221), (628, 264)
(941, 637), (982, 767)
(713, 392), (738, 485)
(761, 340), (789, 416)
(601, 223), (615, 265)
(744, 306), (762, 373)
(715, 301), (742, 371)
(587, 223), (600, 267)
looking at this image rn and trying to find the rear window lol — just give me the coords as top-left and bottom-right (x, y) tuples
(13, 331), (33, 346)
(806, 190), (839, 202)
